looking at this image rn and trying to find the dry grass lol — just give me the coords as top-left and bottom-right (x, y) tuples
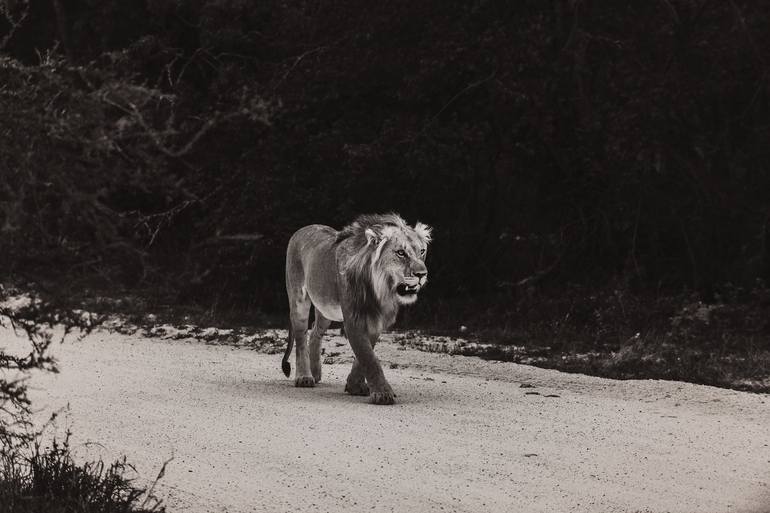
(0, 434), (165, 513)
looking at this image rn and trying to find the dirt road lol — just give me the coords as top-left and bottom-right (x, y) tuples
(13, 327), (770, 512)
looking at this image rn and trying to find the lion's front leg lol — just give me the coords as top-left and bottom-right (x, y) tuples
(344, 358), (370, 396)
(343, 324), (395, 405)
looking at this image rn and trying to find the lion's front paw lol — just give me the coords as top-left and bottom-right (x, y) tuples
(344, 381), (369, 396)
(369, 386), (396, 405)
(295, 376), (316, 387)
(311, 366), (322, 383)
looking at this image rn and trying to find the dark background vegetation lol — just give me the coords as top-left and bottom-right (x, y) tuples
(1, 0), (769, 387)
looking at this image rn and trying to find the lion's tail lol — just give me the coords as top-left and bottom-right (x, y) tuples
(282, 326), (293, 377)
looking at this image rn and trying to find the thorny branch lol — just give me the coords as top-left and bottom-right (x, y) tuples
(101, 87), (274, 159)
(0, 0), (29, 50)
(0, 295), (95, 444)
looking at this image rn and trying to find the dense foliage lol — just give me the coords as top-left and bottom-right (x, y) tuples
(1, 1), (769, 319)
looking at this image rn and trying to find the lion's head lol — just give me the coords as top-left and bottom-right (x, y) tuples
(337, 213), (432, 316)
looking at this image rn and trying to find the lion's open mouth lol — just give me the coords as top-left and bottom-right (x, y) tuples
(396, 283), (420, 296)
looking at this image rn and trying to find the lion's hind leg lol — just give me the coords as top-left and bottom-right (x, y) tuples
(309, 310), (331, 383)
(287, 287), (315, 387)
(286, 236), (315, 387)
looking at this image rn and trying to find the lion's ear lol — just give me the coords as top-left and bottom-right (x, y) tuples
(414, 222), (433, 244)
(365, 228), (381, 245)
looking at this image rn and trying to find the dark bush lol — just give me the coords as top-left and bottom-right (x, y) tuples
(1, 0), (768, 316)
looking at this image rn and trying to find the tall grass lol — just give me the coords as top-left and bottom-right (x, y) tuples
(0, 434), (165, 513)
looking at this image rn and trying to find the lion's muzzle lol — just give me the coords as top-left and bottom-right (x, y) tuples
(397, 282), (420, 296)
(396, 273), (427, 298)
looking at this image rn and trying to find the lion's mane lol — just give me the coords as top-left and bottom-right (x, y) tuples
(335, 213), (407, 322)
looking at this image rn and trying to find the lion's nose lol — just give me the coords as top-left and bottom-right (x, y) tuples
(414, 270), (428, 279)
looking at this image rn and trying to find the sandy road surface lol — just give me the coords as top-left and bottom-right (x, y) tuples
(6, 327), (769, 513)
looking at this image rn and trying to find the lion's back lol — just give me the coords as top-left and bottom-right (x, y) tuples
(287, 225), (337, 258)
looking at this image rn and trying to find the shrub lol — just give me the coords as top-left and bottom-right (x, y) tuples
(0, 435), (165, 513)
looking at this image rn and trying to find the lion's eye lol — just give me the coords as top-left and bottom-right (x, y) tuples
(396, 249), (407, 258)
(420, 248), (426, 256)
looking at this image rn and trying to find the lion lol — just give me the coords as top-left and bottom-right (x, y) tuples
(283, 213), (432, 405)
